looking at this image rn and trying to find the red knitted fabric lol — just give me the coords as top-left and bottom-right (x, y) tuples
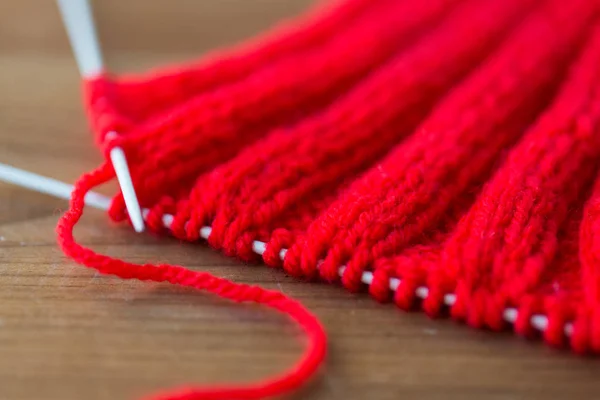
(57, 0), (600, 398)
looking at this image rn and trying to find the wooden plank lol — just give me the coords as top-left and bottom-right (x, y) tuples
(1, 1), (599, 399)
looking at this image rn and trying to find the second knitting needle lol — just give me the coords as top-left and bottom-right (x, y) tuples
(56, 0), (145, 232)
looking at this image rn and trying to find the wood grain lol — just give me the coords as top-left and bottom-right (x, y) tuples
(1, 1), (599, 399)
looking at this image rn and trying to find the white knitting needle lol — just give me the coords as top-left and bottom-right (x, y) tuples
(56, 0), (145, 233)
(0, 161), (574, 338)
(0, 162), (110, 210)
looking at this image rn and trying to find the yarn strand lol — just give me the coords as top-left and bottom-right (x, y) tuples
(56, 162), (327, 400)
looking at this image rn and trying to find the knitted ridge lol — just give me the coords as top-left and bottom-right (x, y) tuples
(83, 0), (380, 135)
(58, 0), (600, 398)
(86, 0), (381, 127)
(85, 0), (458, 142)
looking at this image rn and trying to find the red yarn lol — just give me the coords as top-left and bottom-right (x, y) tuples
(58, 0), (600, 398)
(87, 0), (385, 127)
(91, 0), (460, 218)
(57, 162), (326, 400)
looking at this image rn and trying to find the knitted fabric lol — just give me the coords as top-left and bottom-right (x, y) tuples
(57, 0), (600, 399)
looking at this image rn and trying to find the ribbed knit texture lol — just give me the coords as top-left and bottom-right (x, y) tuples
(58, 0), (600, 398)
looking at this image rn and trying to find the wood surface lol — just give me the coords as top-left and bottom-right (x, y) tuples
(1, 1), (600, 399)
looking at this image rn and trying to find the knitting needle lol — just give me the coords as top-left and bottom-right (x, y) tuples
(0, 162), (110, 210)
(0, 161), (574, 338)
(55, 0), (103, 77)
(55, 0), (146, 233)
(104, 132), (146, 233)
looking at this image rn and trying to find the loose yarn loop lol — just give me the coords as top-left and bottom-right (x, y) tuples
(56, 162), (327, 400)
(59, 0), (600, 398)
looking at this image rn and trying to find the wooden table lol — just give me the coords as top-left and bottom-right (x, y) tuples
(1, 1), (599, 399)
